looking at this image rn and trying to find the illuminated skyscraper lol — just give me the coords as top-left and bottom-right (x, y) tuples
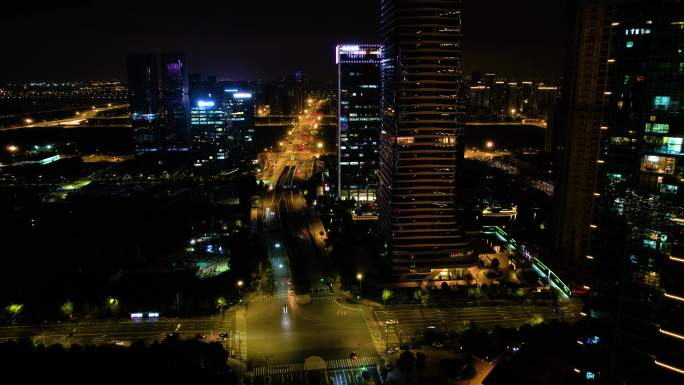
(336, 43), (381, 202)
(127, 54), (161, 154)
(222, 88), (255, 162)
(189, 76), (226, 167)
(379, 0), (476, 279)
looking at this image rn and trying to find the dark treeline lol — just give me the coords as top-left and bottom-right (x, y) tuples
(0, 337), (239, 384)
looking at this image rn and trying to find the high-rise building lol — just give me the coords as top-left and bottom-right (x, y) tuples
(189, 76), (226, 168)
(188, 76), (256, 168)
(379, 0), (476, 279)
(222, 88), (255, 162)
(160, 54), (189, 151)
(552, 0), (612, 274)
(127, 54), (161, 154)
(336, 43), (382, 202)
(557, 0), (684, 383)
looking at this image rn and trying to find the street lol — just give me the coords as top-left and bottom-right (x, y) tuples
(375, 301), (583, 347)
(248, 100), (375, 369)
(0, 316), (234, 346)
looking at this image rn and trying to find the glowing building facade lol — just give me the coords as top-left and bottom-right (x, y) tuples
(336, 43), (382, 202)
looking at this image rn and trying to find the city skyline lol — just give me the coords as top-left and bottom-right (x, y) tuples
(1, 1), (681, 384)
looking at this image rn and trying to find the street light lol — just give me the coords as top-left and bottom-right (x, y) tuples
(356, 273), (363, 295)
(485, 140), (494, 150)
(6, 145), (18, 153)
(317, 142), (323, 149)
(237, 280), (244, 288)
(24, 118), (33, 124)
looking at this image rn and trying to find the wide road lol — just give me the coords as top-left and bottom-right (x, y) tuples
(0, 103), (128, 132)
(247, 100), (375, 370)
(0, 316), (234, 347)
(375, 301), (583, 347)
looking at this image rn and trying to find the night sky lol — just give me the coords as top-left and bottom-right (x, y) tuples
(1, 1), (567, 83)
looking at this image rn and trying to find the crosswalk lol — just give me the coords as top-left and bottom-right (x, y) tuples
(247, 293), (340, 305)
(250, 356), (377, 376)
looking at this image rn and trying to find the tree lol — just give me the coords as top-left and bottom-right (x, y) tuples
(381, 289), (393, 306)
(106, 297), (120, 316)
(491, 258), (500, 270)
(397, 349), (416, 373)
(413, 289), (429, 306)
(6, 303), (23, 319)
(216, 297), (227, 316)
(266, 268), (275, 295)
(415, 352), (427, 377)
(60, 300), (74, 320)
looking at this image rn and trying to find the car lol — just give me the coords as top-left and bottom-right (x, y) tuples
(387, 347), (398, 354)
(432, 342), (444, 348)
(218, 332), (229, 339)
(195, 333), (206, 340)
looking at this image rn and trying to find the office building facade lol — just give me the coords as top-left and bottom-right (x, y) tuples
(223, 88), (256, 162)
(379, 0), (476, 278)
(336, 43), (382, 202)
(189, 75), (256, 168)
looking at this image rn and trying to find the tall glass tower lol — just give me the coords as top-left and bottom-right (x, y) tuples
(127, 54), (161, 155)
(160, 54), (188, 151)
(379, 0), (475, 279)
(336, 43), (381, 202)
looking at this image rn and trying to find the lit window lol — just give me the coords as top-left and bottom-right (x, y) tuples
(654, 96), (671, 109)
(626, 41), (634, 48)
(645, 123), (669, 133)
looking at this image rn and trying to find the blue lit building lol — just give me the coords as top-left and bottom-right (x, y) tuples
(189, 76), (255, 168)
(336, 44), (381, 202)
(190, 86), (229, 167)
(127, 54), (161, 154)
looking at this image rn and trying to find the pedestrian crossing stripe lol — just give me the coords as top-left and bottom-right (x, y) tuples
(250, 356), (377, 376)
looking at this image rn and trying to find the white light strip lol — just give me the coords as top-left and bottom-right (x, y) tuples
(664, 292), (684, 302)
(655, 359), (684, 375)
(659, 328), (684, 341)
(669, 256), (684, 263)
